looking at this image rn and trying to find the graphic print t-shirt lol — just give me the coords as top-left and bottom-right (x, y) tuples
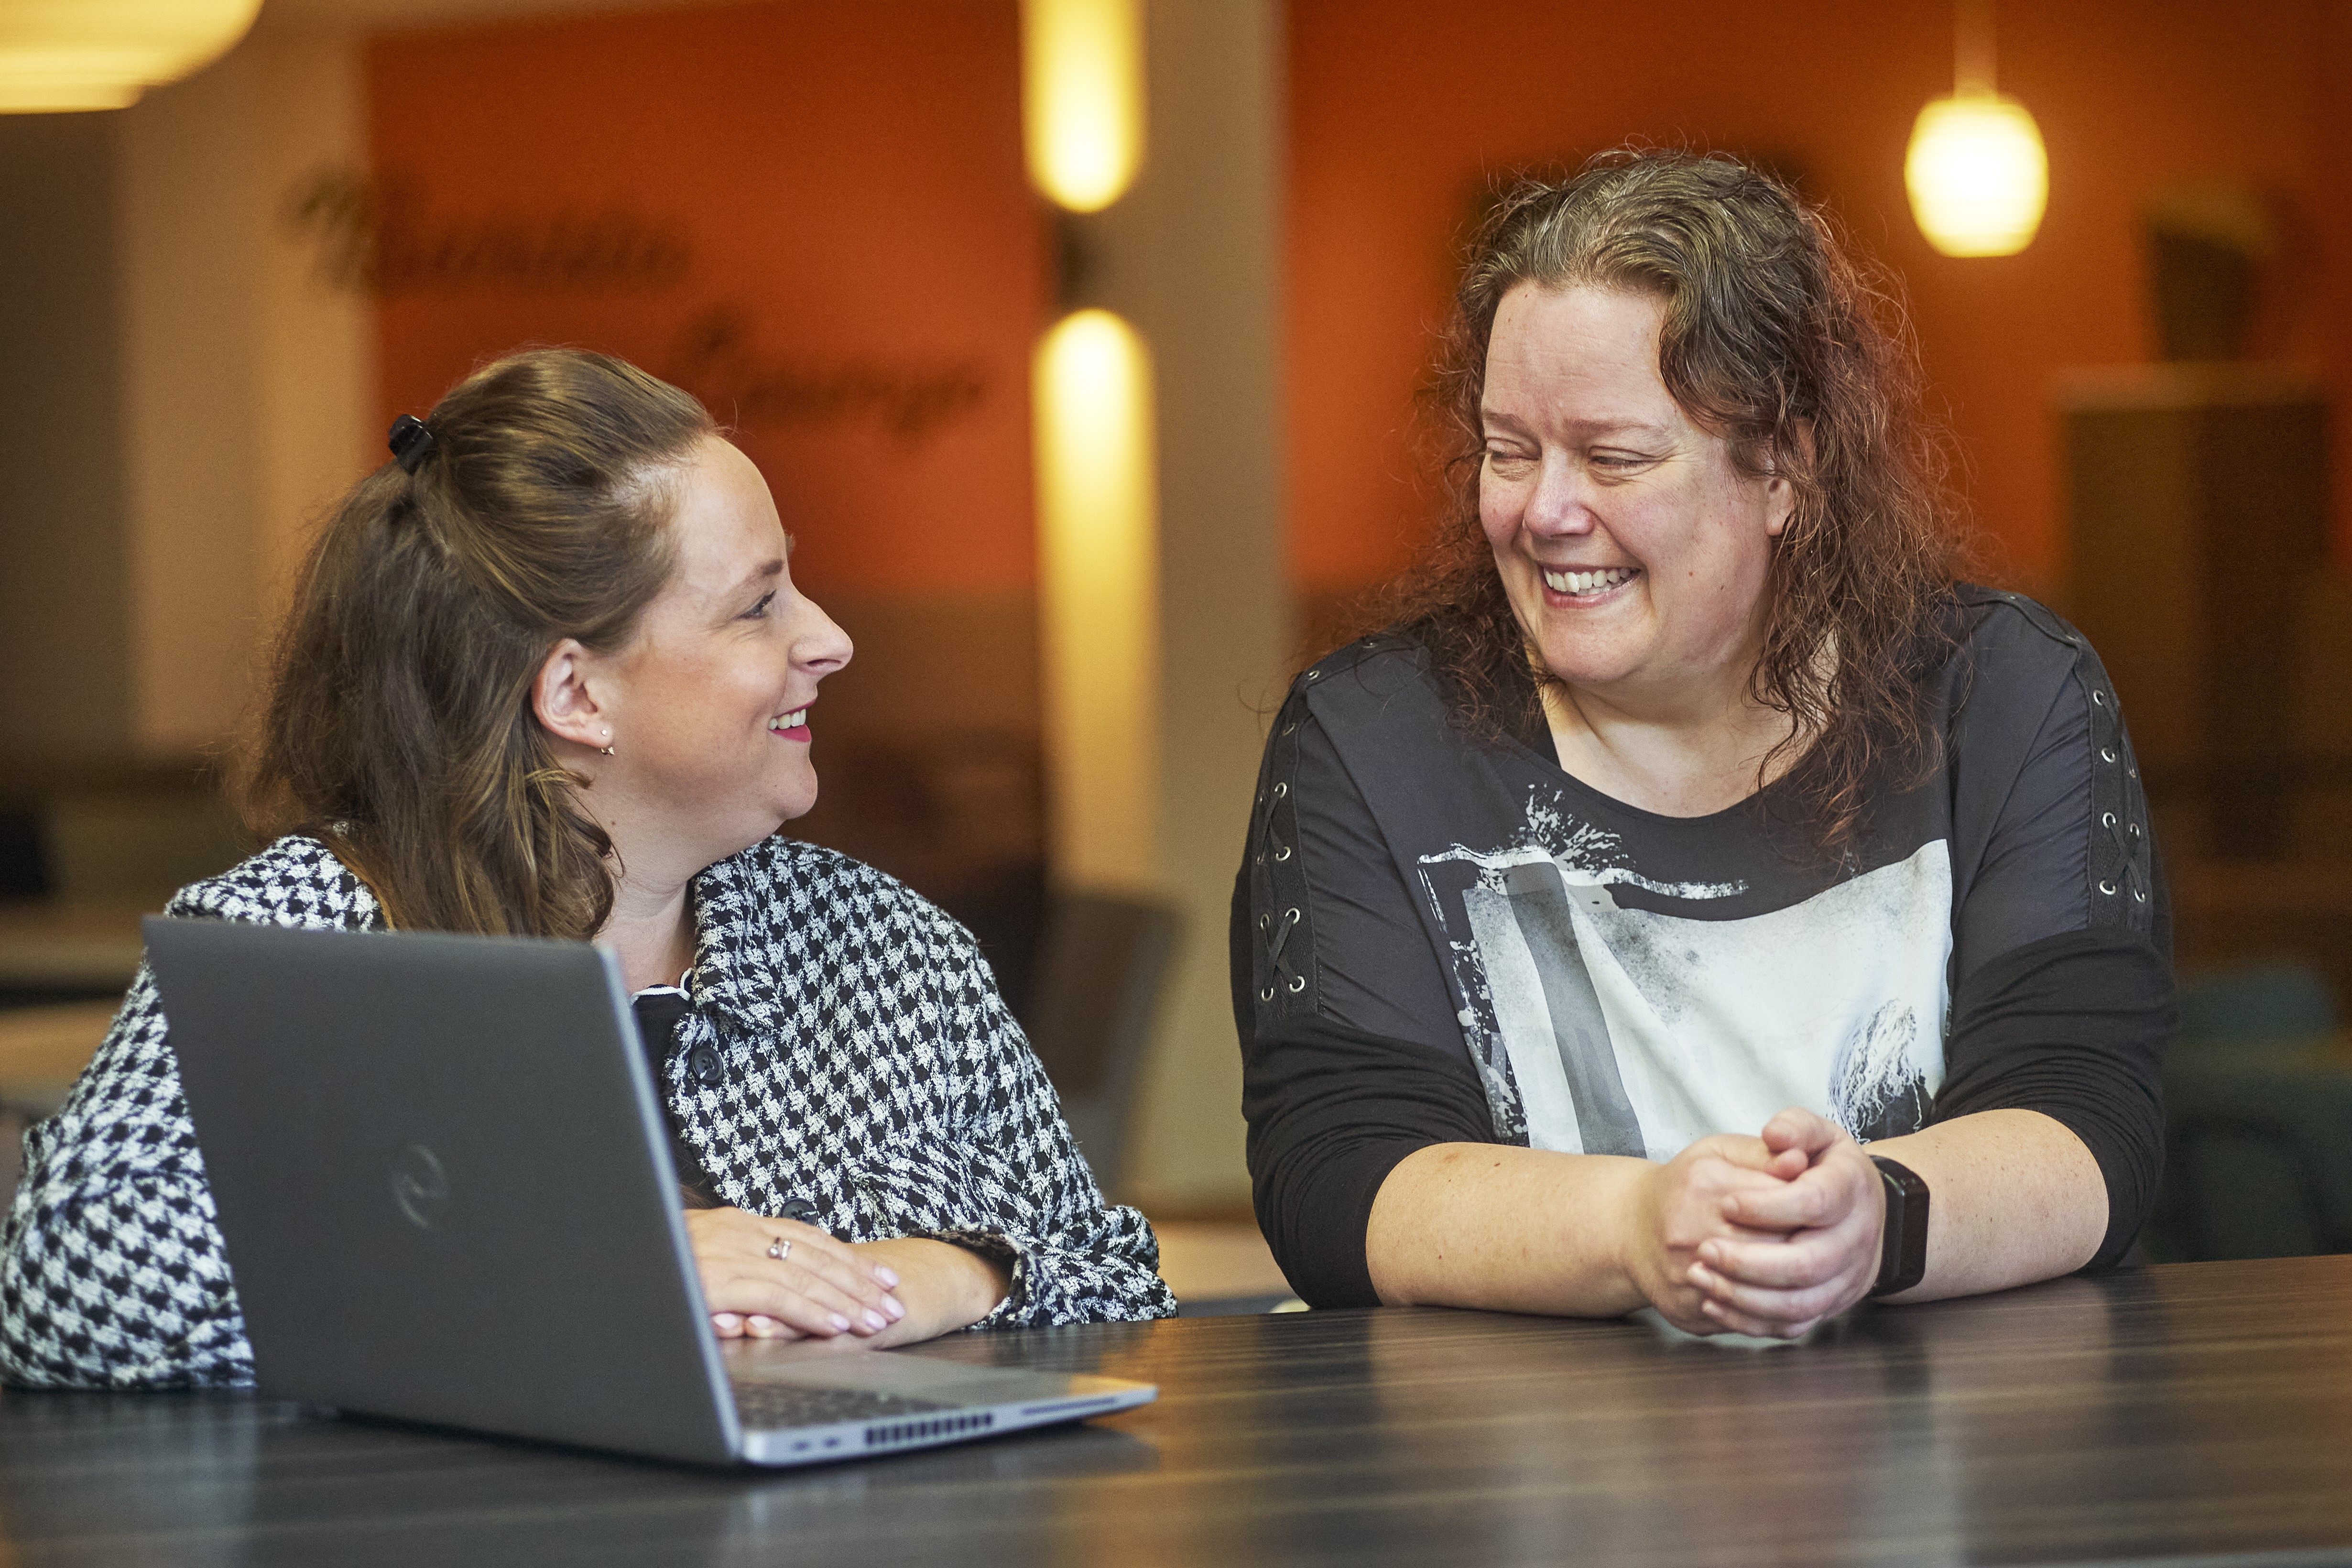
(1275, 647), (1958, 1158)
(1236, 587), (2170, 1303)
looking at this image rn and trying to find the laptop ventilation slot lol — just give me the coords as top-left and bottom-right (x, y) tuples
(865, 1412), (995, 1448)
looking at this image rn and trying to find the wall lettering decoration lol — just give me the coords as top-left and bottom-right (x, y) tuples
(369, 0), (1040, 593)
(287, 170), (692, 296)
(666, 307), (988, 448)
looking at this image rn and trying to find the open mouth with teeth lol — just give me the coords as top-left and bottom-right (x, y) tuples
(767, 708), (810, 740)
(1541, 566), (1641, 600)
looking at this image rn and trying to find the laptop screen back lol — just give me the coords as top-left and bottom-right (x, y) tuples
(146, 917), (740, 1464)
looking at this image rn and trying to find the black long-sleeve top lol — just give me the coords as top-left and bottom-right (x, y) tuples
(1234, 587), (2172, 1307)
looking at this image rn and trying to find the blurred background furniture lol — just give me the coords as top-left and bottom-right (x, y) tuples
(1018, 889), (1181, 1198)
(0, 762), (245, 1211)
(1011, 887), (1299, 1312)
(0, 762), (245, 1006)
(2145, 961), (2352, 1262)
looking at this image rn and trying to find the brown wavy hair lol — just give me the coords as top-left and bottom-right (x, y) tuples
(1383, 149), (1962, 856)
(246, 348), (714, 936)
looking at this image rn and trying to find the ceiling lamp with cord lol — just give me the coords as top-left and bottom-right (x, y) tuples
(0, 0), (262, 113)
(1904, 0), (2048, 258)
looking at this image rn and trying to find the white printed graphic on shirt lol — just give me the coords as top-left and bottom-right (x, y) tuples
(1426, 822), (1952, 1159)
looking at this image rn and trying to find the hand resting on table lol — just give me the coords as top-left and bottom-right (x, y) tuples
(684, 1208), (1013, 1349)
(1668, 1109), (1885, 1339)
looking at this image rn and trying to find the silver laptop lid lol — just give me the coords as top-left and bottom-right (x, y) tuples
(145, 917), (744, 1465)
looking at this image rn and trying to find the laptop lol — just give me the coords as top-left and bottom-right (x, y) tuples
(142, 915), (1156, 1468)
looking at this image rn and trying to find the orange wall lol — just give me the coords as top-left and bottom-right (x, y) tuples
(1287, 0), (2350, 599)
(368, 0), (1043, 596)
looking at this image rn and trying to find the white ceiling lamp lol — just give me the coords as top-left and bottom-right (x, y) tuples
(0, 0), (262, 113)
(1905, 0), (2048, 258)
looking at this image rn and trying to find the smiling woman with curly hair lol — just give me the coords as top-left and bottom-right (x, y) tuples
(1236, 149), (2171, 1338)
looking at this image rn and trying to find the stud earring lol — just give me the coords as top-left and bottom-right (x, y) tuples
(598, 730), (615, 758)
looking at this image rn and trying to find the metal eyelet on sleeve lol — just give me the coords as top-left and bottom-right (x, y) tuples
(1248, 685), (1321, 1018)
(2077, 648), (2156, 935)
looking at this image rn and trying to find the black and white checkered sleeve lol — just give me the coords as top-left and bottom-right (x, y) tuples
(0, 959), (254, 1389)
(851, 908), (1176, 1329)
(0, 838), (375, 1390)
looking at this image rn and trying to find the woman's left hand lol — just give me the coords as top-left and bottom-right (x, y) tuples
(1681, 1108), (1884, 1338)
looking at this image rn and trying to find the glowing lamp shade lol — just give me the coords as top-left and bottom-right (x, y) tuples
(1021, 0), (1143, 212)
(0, 0), (261, 112)
(1905, 92), (2049, 258)
(1033, 308), (1159, 889)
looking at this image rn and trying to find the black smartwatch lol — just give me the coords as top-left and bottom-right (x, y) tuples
(1869, 1155), (1931, 1297)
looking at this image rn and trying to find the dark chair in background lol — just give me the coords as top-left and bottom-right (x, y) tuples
(2173, 963), (2334, 1045)
(2148, 961), (2351, 1262)
(1016, 890), (1182, 1199)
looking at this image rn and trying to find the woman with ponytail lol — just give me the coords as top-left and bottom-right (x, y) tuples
(2, 348), (1173, 1390)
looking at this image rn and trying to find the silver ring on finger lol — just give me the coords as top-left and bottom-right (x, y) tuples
(767, 1237), (792, 1262)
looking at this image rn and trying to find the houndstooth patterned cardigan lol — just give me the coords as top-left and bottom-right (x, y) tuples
(0, 834), (1175, 1389)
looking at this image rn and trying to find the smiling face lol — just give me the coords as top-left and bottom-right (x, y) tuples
(1478, 283), (1792, 716)
(580, 436), (852, 866)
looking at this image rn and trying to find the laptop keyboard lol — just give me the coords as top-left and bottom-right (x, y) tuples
(730, 1381), (955, 1429)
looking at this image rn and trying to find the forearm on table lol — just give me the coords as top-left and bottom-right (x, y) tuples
(1365, 1142), (1652, 1316)
(1865, 1108), (2107, 1304)
(858, 1237), (1012, 1346)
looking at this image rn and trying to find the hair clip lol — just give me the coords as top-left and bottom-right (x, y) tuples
(388, 414), (437, 475)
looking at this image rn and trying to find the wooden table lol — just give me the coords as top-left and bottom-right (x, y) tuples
(4, 1256), (2351, 1566)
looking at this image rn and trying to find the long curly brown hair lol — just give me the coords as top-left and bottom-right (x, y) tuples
(1378, 149), (1964, 857)
(245, 348), (714, 936)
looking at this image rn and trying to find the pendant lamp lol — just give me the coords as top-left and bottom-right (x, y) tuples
(0, 0), (261, 112)
(1905, 0), (2047, 258)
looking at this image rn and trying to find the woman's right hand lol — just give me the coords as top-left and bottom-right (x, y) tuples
(1621, 1132), (1809, 1335)
(683, 1208), (906, 1341)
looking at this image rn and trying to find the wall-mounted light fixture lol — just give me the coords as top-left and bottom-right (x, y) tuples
(1033, 309), (1159, 887)
(1021, 0), (1143, 213)
(1021, 0), (1158, 890)
(1905, 0), (2047, 258)
(0, 0), (261, 112)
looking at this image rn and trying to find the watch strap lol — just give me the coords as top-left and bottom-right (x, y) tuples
(1869, 1154), (1931, 1297)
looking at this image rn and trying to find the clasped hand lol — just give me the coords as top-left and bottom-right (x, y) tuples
(1628, 1109), (1884, 1339)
